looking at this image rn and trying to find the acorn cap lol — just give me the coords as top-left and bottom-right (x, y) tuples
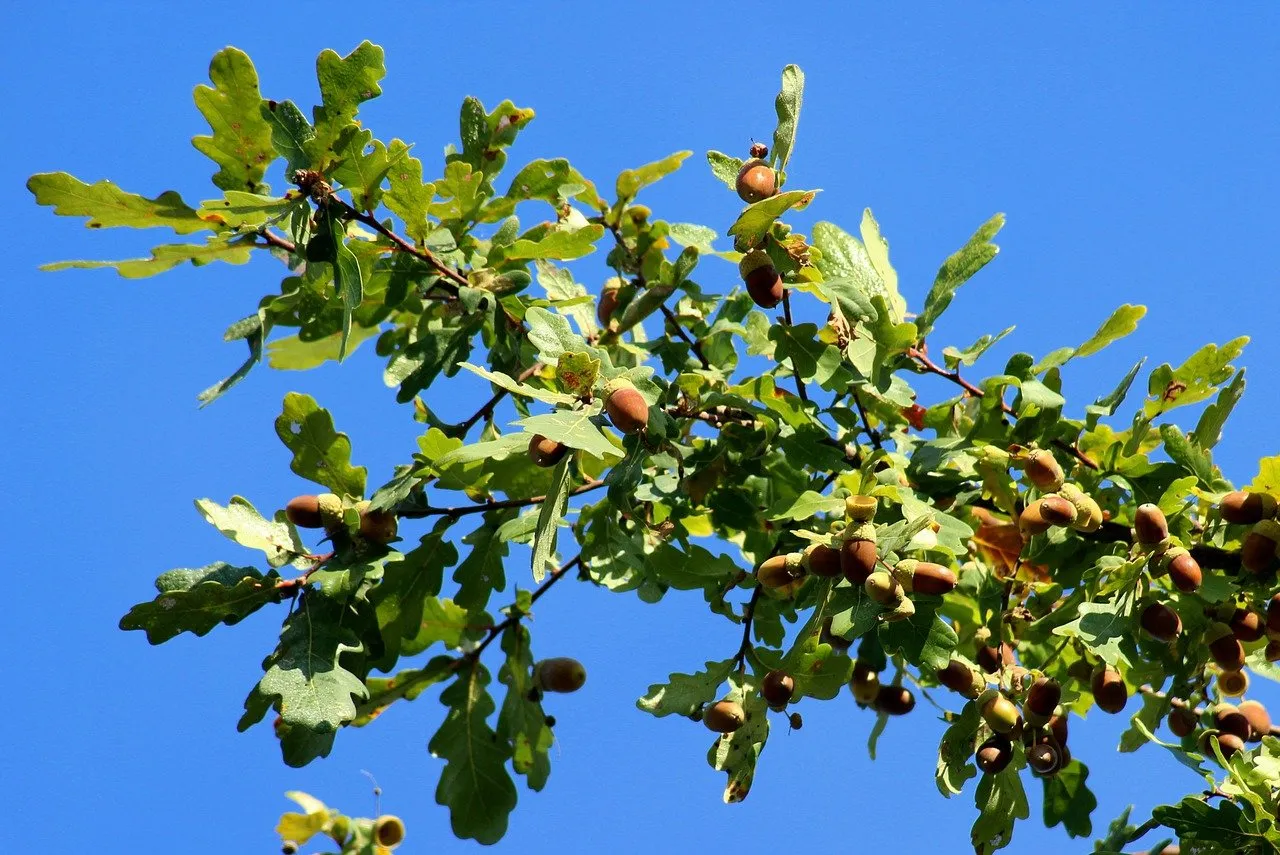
(737, 248), (773, 279)
(316, 492), (344, 530)
(845, 495), (878, 521)
(1218, 669), (1249, 698)
(373, 815), (406, 848)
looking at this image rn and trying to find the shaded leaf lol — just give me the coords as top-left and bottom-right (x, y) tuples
(972, 766), (1029, 854)
(1042, 760), (1097, 838)
(497, 625), (553, 790)
(42, 234), (253, 278)
(727, 189), (819, 249)
(120, 563), (280, 644)
(637, 659), (735, 718)
(514, 411), (619, 461)
(530, 457), (572, 583)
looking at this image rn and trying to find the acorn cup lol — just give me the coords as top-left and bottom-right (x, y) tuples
(604, 379), (649, 435)
(761, 670), (795, 708)
(845, 495), (878, 521)
(1139, 602), (1183, 642)
(1091, 666), (1128, 714)
(875, 685), (916, 716)
(1238, 700), (1272, 742)
(1023, 449), (1065, 492)
(373, 816), (405, 849)
(1218, 669), (1249, 698)
(975, 734), (1014, 775)
(804, 543), (843, 578)
(738, 249), (783, 309)
(1057, 483), (1103, 533)
(704, 700), (746, 733)
(1242, 520), (1280, 574)
(1219, 490), (1277, 525)
(735, 157), (777, 204)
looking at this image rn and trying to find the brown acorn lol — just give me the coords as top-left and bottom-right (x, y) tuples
(1241, 522), (1279, 574)
(975, 734), (1013, 775)
(604, 381), (649, 434)
(1212, 703), (1251, 741)
(745, 264), (784, 309)
(1166, 549), (1202, 592)
(1024, 450), (1065, 492)
(1238, 700), (1272, 741)
(1020, 496), (1075, 534)
(358, 508), (399, 543)
(1167, 706), (1198, 738)
(735, 158), (777, 204)
(757, 553), (805, 596)
(285, 495), (324, 529)
(849, 661), (880, 705)
(911, 562), (958, 596)
(980, 692), (1021, 734)
(875, 685), (916, 716)
(1205, 731), (1246, 759)
(788, 711), (803, 730)
(761, 670), (795, 708)
(597, 285), (621, 327)
(1268, 594), (1280, 640)
(804, 543), (842, 578)
(1230, 608), (1265, 643)
(1047, 713), (1069, 747)
(1140, 602), (1183, 642)
(1268, 640), (1280, 662)
(1091, 666), (1128, 714)
(937, 659), (978, 698)
(1218, 669), (1249, 698)
(976, 643), (1016, 674)
(1026, 678), (1062, 720)
(1208, 629), (1246, 672)
(1026, 742), (1061, 776)
(704, 700), (746, 733)
(528, 434), (569, 468)
(840, 537), (878, 585)
(1220, 490), (1277, 525)
(535, 657), (587, 693)
(1134, 503), (1169, 545)
(865, 570), (903, 606)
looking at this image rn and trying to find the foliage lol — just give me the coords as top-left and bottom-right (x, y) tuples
(30, 43), (1280, 854)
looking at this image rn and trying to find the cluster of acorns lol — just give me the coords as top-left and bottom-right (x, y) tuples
(285, 493), (399, 543)
(731, 143), (786, 311)
(1170, 698), (1273, 760)
(281, 813), (404, 854)
(526, 378), (651, 469)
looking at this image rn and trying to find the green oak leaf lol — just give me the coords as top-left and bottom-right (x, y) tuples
(637, 659), (735, 717)
(28, 172), (209, 234)
(197, 311), (269, 407)
(372, 520), (459, 664)
(119, 562), (280, 644)
(707, 673), (770, 803)
(192, 47), (275, 193)
(1119, 690), (1170, 753)
(308, 546), (397, 601)
(267, 324), (381, 371)
(274, 392), (367, 498)
(1142, 336), (1249, 418)
(827, 585), (883, 643)
(497, 625), (553, 790)
(770, 65), (804, 174)
(1042, 760), (1097, 838)
(917, 213), (1005, 339)
(555, 351), (601, 399)
(524, 306), (599, 367)
(311, 40), (385, 155)
(238, 593), (367, 767)
(530, 456), (572, 583)
(1193, 367), (1245, 450)
(812, 220), (894, 322)
(261, 99), (316, 174)
(384, 151), (436, 244)
(616, 151), (691, 202)
(197, 191), (295, 228)
(727, 189), (818, 249)
(453, 512), (512, 611)
(1151, 796), (1264, 852)
(937, 701), (981, 797)
(194, 496), (307, 568)
(502, 225), (604, 261)
(536, 260), (598, 338)
(457, 362), (575, 406)
(352, 655), (455, 726)
(514, 411), (620, 461)
(972, 765), (1029, 854)
(41, 234), (254, 279)
(878, 597), (959, 673)
(706, 150), (744, 191)
(1076, 304), (1146, 359)
(1052, 600), (1133, 667)
(430, 662), (518, 844)
(768, 490), (844, 522)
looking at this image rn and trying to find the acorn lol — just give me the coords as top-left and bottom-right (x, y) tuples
(875, 685), (916, 716)
(354, 501), (398, 543)
(1134, 503), (1170, 545)
(535, 657), (587, 693)
(285, 495), (324, 528)
(803, 543), (843, 578)
(597, 284), (621, 327)
(1047, 713), (1069, 747)
(282, 843), (298, 855)
(1024, 450), (1065, 492)
(373, 815), (406, 848)
(910, 561), (958, 596)
(761, 670), (795, 708)
(735, 158), (777, 204)
(980, 691), (1021, 734)
(737, 249), (784, 309)
(1057, 483), (1103, 533)
(865, 570), (903, 606)
(975, 734), (1013, 775)
(849, 661), (880, 705)
(1207, 624), (1246, 671)
(1091, 666), (1127, 714)
(1020, 496), (1077, 534)
(1238, 700), (1271, 741)
(1025, 677), (1062, 721)
(528, 434), (569, 467)
(705, 700), (746, 733)
(604, 379), (649, 434)
(976, 643), (1016, 674)
(1219, 490), (1277, 525)
(1241, 520), (1280, 574)
(1268, 640), (1280, 662)
(788, 711), (803, 730)
(757, 553), (806, 597)
(1230, 608), (1265, 642)
(1268, 594), (1280, 640)
(1167, 706), (1198, 738)
(1202, 731), (1245, 760)
(1140, 602), (1183, 642)
(1218, 669), (1249, 698)
(937, 659), (980, 698)
(841, 536), (878, 585)
(1026, 742), (1061, 776)
(1165, 548), (1203, 592)
(1212, 704), (1251, 741)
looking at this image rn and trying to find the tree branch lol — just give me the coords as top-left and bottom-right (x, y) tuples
(658, 302), (712, 370)
(326, 195), (468, 295)
(781, 290), (810, 404)
(852, 387), (883, 450)
(397, 479), (605, 519)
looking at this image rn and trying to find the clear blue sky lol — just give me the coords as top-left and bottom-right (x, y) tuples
(4, 3), (1279, 853)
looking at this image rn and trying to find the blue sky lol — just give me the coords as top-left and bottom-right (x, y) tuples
(4, 3), (1280, 853)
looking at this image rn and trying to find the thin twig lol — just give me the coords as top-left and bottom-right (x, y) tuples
(464, 555), (584, 662)
(733, 587), (764, 673)
(781, 290), (810, 404)
(658, 302), (712, 370)
(851, 388), (883, 450)
(906, 346), (1098, 470)
(328, 196), (467, 294)
(457, 363), (542, 437)
(257, 229), (297, 254)
(397, 479), (606, 519)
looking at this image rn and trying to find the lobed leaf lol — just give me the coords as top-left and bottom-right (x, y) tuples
(192, 47), (275, 194)
(120, 562), (280, 644)
(274, 392), (367, 498)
